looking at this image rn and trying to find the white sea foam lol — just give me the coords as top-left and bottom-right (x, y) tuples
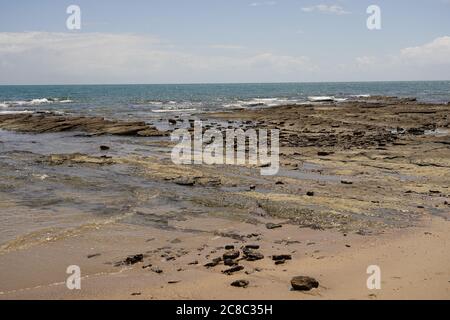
(152, 108), (197, 113)
(0, 98), (73, 107)
(224, 97), (302, 109)
(0, 110), (33, 114)
(308, 96), (335, 102)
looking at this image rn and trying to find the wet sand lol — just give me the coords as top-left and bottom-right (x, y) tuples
(0, 96), (449, 299)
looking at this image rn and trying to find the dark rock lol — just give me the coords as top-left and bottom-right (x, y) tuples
(244, 244), (260, 250)
(341, 180), (353, 185)
(275, 181), (284, 185)
(224, 258), (238, 266)
(249, 185), (256, 190)
(306, 191), (315, 197)
(266, 222), (282, 229)
(244, 250), (264, 261)
(150, 266), (163, 274)
(175, 177), (195, 186)
(290, 276), (319, 291)
(230, 280), (249, 288)
(317, 151), (333, 156)
(87, 253), (101, 259)
(222, 265), (244, 275)
(122, 254), (144, 265)
(168, 280), (180, 284)
(204, 257), (222, 268)
(275, 260), (285, 265)
(99, 145), (110, 151)
(272, 254), (292, 261)
(188, 260), (199, 265)
(223, 250), (240, 260)
(224, 245), (235, 250)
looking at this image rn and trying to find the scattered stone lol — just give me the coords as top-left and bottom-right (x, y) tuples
(306, 191), (315, 197)
(120, 254), (144, 266)
(99, 145), (110, 151)
(266, 222), (282, 230)
(272, 254), (292, 261)
(225, 245), (235, 250)
(224, 259), (238, 266)
(275, 181), (284, 185)
(87, 253), (101, 259)
(341, 180), (353, 185)
(317, 151), (333, 156)
(204, 257), (222, 268)
(150, 266), (163, 274)
(290, 276), (319, 291)
(222, 265), (244, 275)
(249, 185), (256, 190)
(230, 280), (249, 288)
(244, 244), (260, 250)
(345, 244), (351, 248)
(131, 292), (141, 296)
(188, 260), (199, 265)
(142, 263), (153, 269)
(275, 260), (285, 265)
(168, 280), (180, 284)
(175, 177), (195, 186)
(223, 250), (240, 260)
(243, 250), (264, 261)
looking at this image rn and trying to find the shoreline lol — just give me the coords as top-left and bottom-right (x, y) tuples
(0, 96), (449, 299)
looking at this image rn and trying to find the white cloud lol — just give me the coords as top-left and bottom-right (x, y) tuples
(209, 44), (244, 50)
(400, 36), (450, 65)
(354, 36), (450, 68)
(0, 32), (315, 84)
(301, 4), (350, 15)
(350, 36), (450, 81)
(355, 56), (377, 66)
(250, 1), (277, 7)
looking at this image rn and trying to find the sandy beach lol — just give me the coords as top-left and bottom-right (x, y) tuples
(0, 96), (449, 299)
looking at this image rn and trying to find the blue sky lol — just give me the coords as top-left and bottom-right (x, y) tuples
(0, 0), (449, 84)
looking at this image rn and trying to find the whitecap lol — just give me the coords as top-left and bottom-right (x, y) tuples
(152, 108), (197, 113)
(0, 110), (33, 114)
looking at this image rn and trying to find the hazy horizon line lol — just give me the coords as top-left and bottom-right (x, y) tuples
(1, 79), (449, 87)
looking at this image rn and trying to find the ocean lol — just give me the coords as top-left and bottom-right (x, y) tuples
(1, 81), (449, 121)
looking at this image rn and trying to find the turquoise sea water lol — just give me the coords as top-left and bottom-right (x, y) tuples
(1, 81), (449, 121)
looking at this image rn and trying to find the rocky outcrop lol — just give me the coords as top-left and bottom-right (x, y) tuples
(0, 113), (167, 137)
